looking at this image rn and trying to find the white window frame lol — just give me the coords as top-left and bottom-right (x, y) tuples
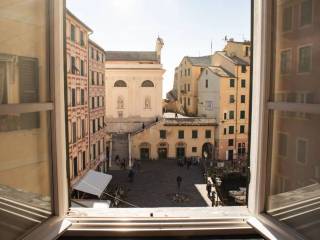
(12, 0), (320, 239)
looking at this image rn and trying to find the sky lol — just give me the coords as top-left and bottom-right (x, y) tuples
(67, 0), (251, 98)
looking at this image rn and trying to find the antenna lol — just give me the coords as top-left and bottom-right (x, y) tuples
(210, 40), (213, 55)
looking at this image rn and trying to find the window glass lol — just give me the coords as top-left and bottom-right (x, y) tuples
(192, 130), (198, 138)
(300, 0), (312, 26)
(0, 1), (53, 238)
(282, 6), (292, 31)
(266, 1), (320, 239)
(178, 130), (184, 139)
(229, 78), (235, 87)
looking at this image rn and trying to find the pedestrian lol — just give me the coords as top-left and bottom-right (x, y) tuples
(176, 176), (182, 193)
(175, 112), (178, 118)
(128, 169), (134, 182)
(142, 122), (145, 129)
(206, 181), (212, 197)
(121, 158), (126, 170)
(210, 191), (216, 207)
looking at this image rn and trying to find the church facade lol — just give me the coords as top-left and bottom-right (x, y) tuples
(105, 38), (165, 134)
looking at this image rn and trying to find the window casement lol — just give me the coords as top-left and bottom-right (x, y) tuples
(241, 79), (246, 88)
(248, 1), (320, 239)
(205, 129), (211, 138)
(296, 138), (307, 165)
(228, 126), (234, 134)
(280, 49), (291, 75)
(71, 24), (75, 42)
(282, 6), (292, 32)
(229, 110), (235, 119)
(160, 130), (166, 139)
(228, 139), (234, 146)
(229, 95), (235, 103)
(178, 130), (184, 139)
(241, 65), (247, 73)
(240, 125), (245, 134)
(205, 79), (208, 88)
(229, 78), (235, 87)
(298, 45), (312, 73)
(80, 30), (84, 46)
(240, 110), (245, 119)
(241, 95), (246, 103)
(192, 130), (198, 139)
(300, 0), (312, 27)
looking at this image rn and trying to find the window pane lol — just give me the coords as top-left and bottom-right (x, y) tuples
(0, 1), (52, 239)
(272, 0), (318, 104)
(266, 111), (320, 240)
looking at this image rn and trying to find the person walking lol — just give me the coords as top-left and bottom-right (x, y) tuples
(210, 191), (216, 207)
(176, 176), (182, 193)
(206, 181), (212, 197)
(128, 169), (134, 182)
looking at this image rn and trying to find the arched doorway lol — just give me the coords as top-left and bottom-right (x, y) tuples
(176, 142), (186, 159)
(140, 142), (150, 161)
(202, 142), (214, 161)
(157, 142), (168, 160)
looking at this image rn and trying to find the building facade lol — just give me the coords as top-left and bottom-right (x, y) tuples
(104, 38), (165, 134)
(66, 10), (92, 185)
(198, 41), (251, 162)
(175, 56), (211, 116)
(88, 40), (109, 173)
(131, 114), (216, 162)
(210, 40), (251, 164)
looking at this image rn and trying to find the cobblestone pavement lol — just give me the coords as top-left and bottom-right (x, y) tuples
(108, 159), (210, 207)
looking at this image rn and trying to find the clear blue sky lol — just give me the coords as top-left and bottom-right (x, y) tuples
(67, 0), (251, 98)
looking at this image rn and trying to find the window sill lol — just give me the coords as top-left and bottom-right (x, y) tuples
(247, 214), (304, 240)
(64, 207), (255, 237)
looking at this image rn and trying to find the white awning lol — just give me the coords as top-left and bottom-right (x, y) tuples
(73, 170), (112, 198)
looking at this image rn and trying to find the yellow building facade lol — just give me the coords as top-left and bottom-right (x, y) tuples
(130, 115), (216, 161)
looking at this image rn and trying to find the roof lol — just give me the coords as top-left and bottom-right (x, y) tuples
(66, 9), (93, 32)
(216, 51), (250, 66)
(207, 66), (235, 78)
(105, 51), (158, 62)
(89, 39), (105, 52)
(186, 55), (212, 67)
(73, 170), (112, 198)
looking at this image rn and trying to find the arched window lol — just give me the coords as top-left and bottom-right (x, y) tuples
(141, 80), (154, 87)
(114, 80), (127, 87)
(117, 96), (124, 109)
(145, 96), (151, 109)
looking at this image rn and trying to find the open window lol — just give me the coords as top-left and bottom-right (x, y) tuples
(248, 0), (320, 239)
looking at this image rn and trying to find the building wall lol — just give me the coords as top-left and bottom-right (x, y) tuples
(131, 120), (216, 160)
(176, 57), (203, 116)
(217, 64), (250, 161)
(88, 41), (108, 173)
(66, 12), (90, 186)
(105, 64), (164, 133)
(197, 69), (221, 118)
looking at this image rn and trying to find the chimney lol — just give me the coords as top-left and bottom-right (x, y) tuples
(155, 36), (164, 62)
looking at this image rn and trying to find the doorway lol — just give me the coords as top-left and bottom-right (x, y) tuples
(158, 148), (168, 160)
(140, 148), (150, 161)
(176, 147), (185, 159)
